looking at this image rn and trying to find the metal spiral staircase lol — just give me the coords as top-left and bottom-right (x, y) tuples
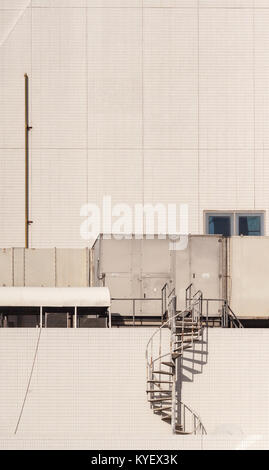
(146, 284), (243, 435)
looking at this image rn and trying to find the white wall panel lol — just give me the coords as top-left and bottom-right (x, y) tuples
(87, 149), (143, 209)
(0, 248), (13, 286)
(255, 150), (269, 234)
(32, 1), (86, 6)
(32, 8), (87, 149)
(25, 248), (55, 286)
(255, 10), (269, 149)
(199, 9), (253, 150)
(199, 69), (254, 149)
(199, 150), (255, 212)
(0, 11), (20, 44)
(200, 1), (254, 7)
(56, 248), (89, 286)
(0, 1), (30, 8)
(143, 8), (197, 149)
(86, 1), (142, 6)
(0, 150), (24, 247)
(0, 8), (31, 149)
(143, 1), (197, 6)
(144, 150), (199, 233)
(200, 9), (253, 70)
(30, 149), (87, 248)
(182, 329), (269, 435)
(87, 8), (142, 148)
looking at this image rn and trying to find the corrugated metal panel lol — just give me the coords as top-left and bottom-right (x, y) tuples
(56, 248), (89, 286)
(0, 8), (31, 148)
(1, 4), (269, 247)
(144, 150), (199, 234)
(0, 150), (25, 247)
(87, 7), (142, 148)
(87, 150), (143, 214)
(0, 248), (13, 286)
(31, 7), (87, 149)
(25, 248), (55, 286)
(30, 149), (87, 248)
(144, 8), (197, 148)
(13, 248), (25, 286)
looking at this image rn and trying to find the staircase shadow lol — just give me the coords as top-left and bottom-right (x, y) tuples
(178, 325), (209, 391)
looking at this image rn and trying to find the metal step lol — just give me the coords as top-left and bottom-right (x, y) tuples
(161, 361), (175, 368)
(174, 337), (199, 344)
(175, 332), (200, 336)
(147, 380), (173, 384)
(152, 370), (173, 375)
(171, 352), (182, 359)
(173, 345), (192, 352)
(153, 406), (172, 412)
(149, 397), (172, 403)
(176, 325), (199, 330)
(176, 337), (195, 343)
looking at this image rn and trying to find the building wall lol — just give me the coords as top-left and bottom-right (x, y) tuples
(1, 1), (269, 247)
(228, 236), (269, 317)
(0, 328), (268, 449)
(181, 329), (269, 436)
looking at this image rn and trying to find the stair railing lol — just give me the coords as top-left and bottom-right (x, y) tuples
(222, 302), (244, 328)
(146, 292), (206, 435)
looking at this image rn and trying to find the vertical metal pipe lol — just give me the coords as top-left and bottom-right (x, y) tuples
(74, 306), (77, 328)
(89, 248), (94, 287)
(133, 299), (135, 326)
(24, 73), (30, 248)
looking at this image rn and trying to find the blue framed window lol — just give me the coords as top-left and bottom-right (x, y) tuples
(236, 214), (264, 236)
(206, 212), (264, 236)
(206, 213), (233, 237)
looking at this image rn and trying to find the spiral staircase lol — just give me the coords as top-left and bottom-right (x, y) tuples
(146, 284), (243, 435)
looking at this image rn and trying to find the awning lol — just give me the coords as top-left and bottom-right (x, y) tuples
(0, 287), (110, 308)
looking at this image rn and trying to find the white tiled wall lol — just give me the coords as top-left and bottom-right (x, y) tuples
(1, 1), (269, 247)
(0, 328), (268, 449)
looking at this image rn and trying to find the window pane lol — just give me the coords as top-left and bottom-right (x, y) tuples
(208, 216), (231, 236)
(238, 216), (261, 236)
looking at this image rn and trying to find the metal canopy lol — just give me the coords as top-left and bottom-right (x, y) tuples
(0, 287), (110, 308)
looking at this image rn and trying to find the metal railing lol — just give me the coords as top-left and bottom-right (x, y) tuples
(185, 283), (243, 329)
(111, 297), (162, 326)
(178, 401), (207, 435)
(111, 282), (172, 326)
(222, 302), (244, 328)
(145, 290), (206, 435)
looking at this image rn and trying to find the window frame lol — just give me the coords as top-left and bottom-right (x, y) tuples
(204, 210), (265, 236)
(235, 212), (264, 236)
(205, 212), (234, 237)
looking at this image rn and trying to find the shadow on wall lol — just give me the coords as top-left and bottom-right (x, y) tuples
(178, 326), (208, 386)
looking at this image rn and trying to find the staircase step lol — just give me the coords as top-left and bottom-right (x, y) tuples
(176, 326), (199, 330)
(149, 397), (172, 403)
(152, 370), (173, 375)
(173, 345), (192, 352)
(176, 337), (194, 343)
(153, 406), (172, 413)
(171, 352), (182, 359)
(175, 430), (191, 435)
(175, 337), (199, 343)
(161, 361), (175, 368)
(176, 329), (200, 334)
(147, 380), (173, 384)
(146, 390), (171, 393)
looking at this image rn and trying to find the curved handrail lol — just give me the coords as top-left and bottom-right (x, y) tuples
(178, 400), (207, 435)
(145, 293), (206, 435)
